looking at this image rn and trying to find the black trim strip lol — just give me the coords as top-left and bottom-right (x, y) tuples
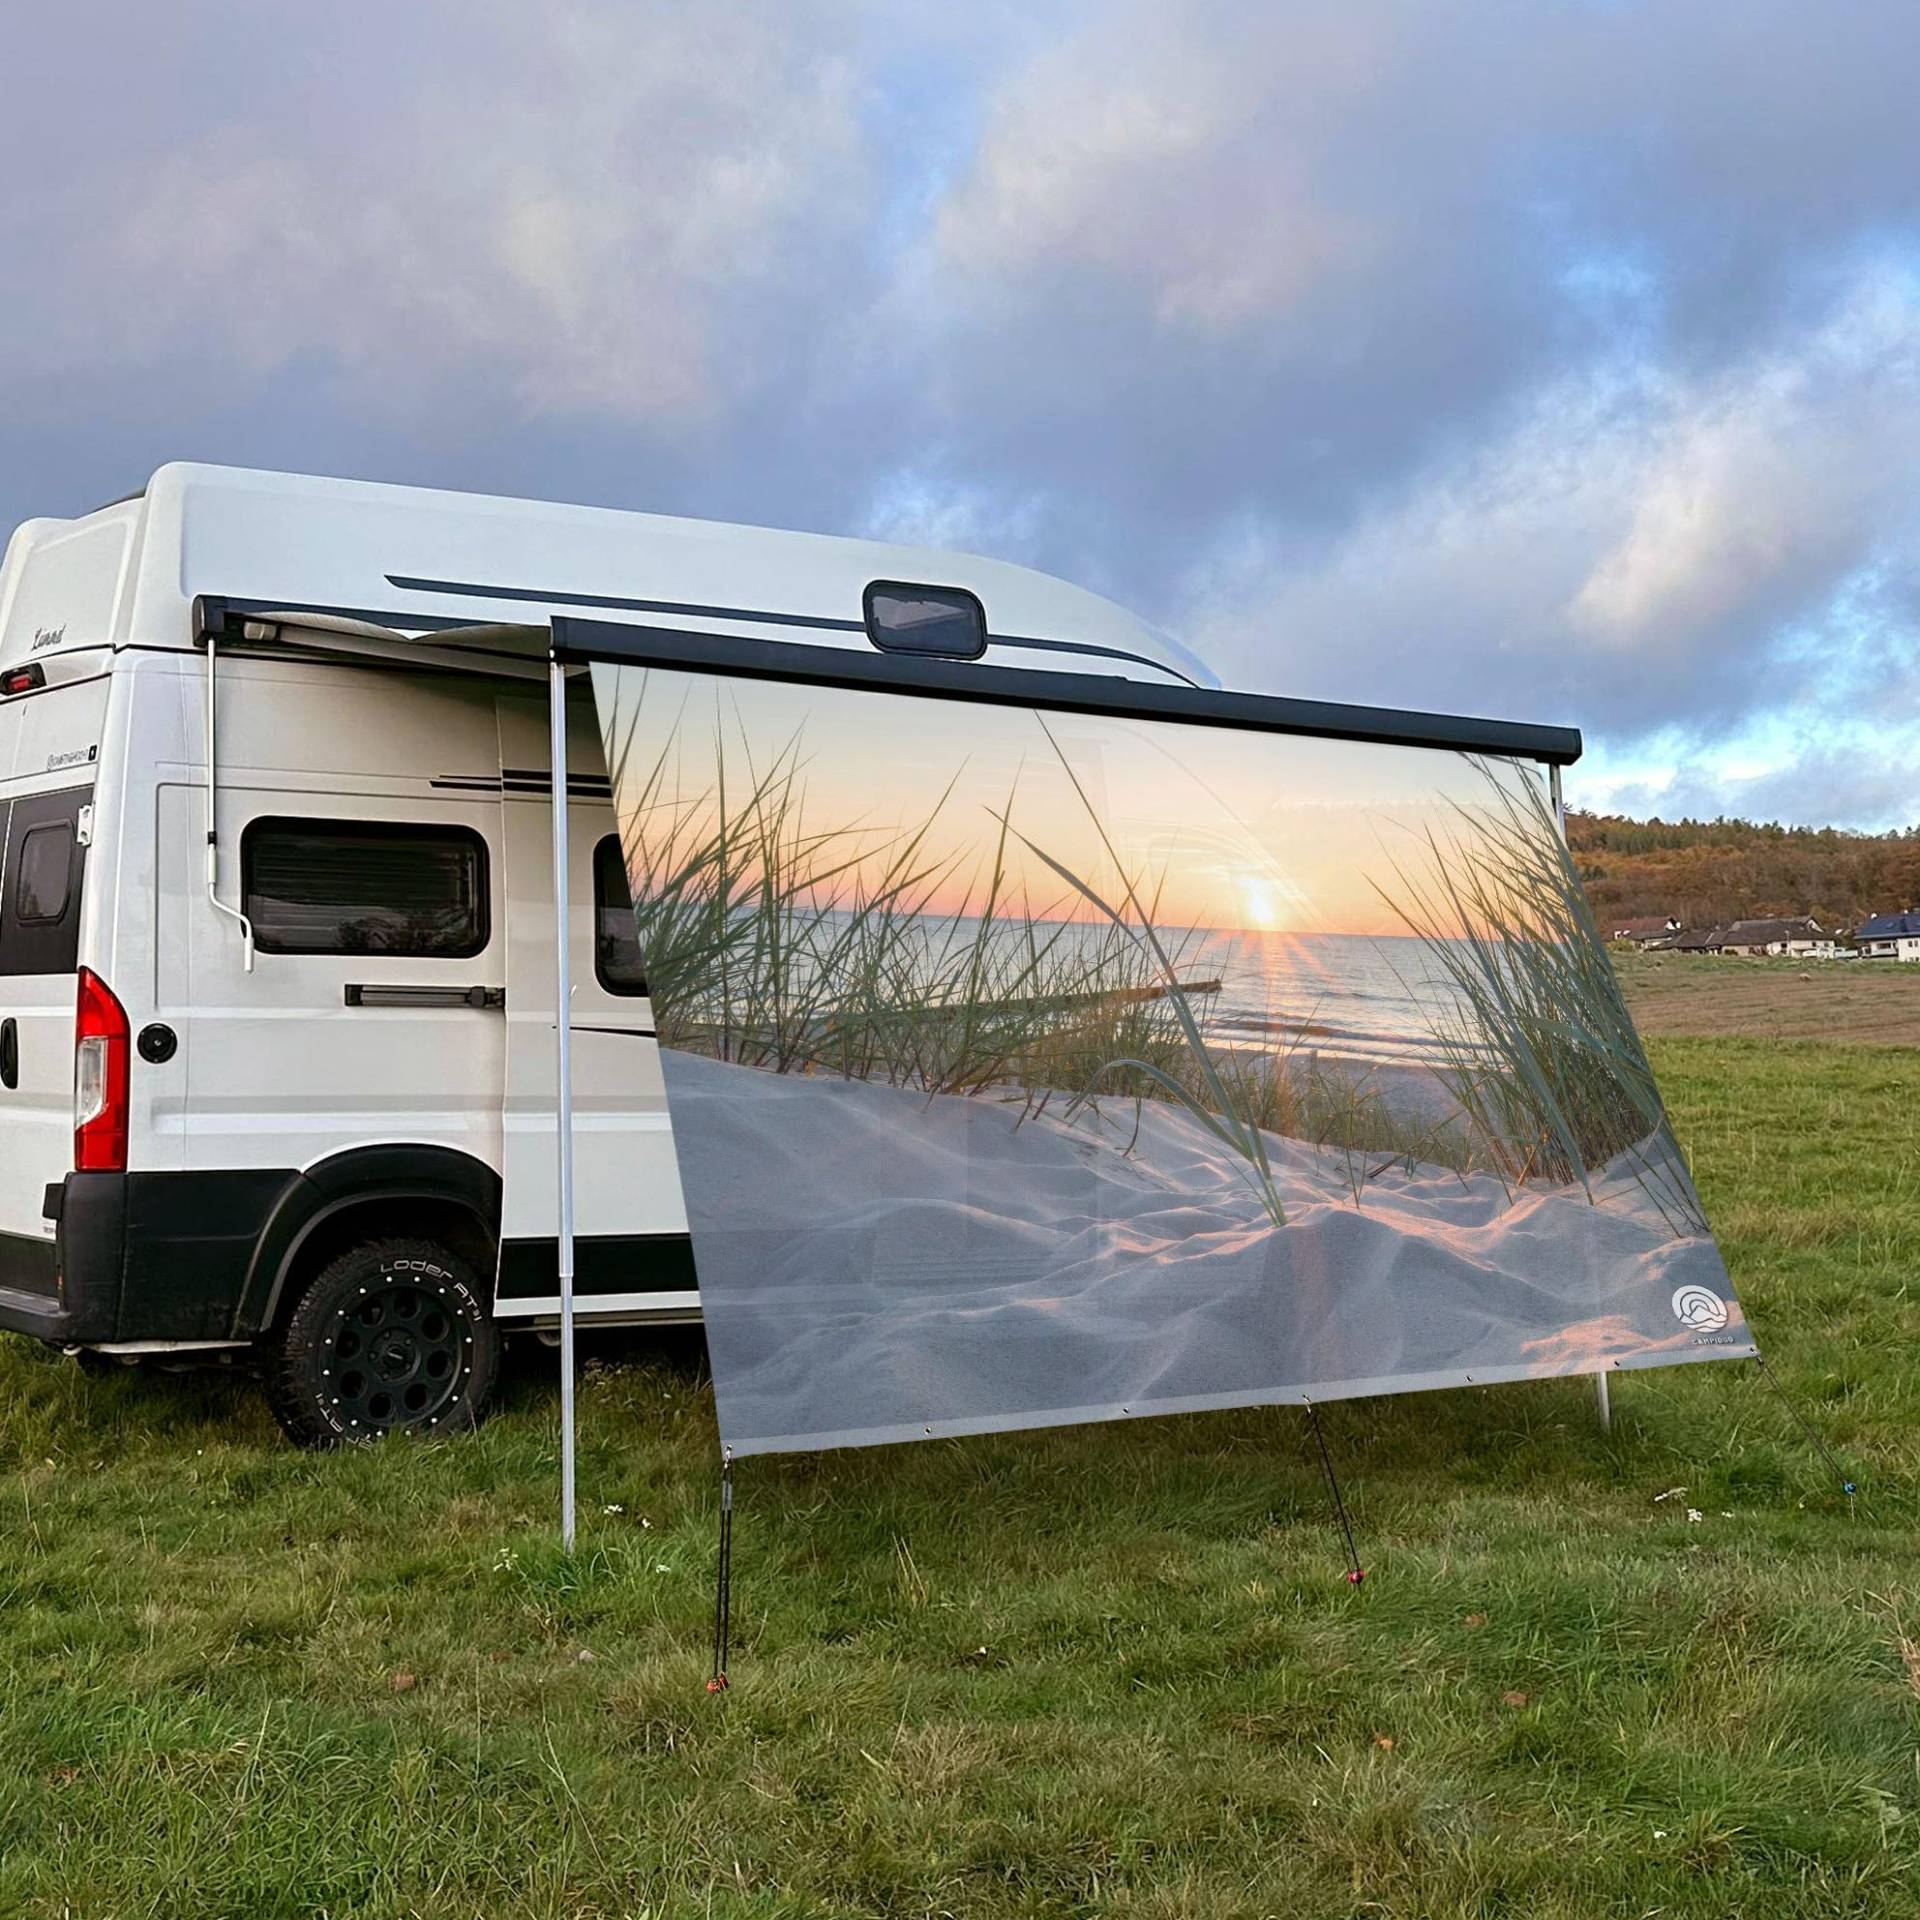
(497, 1232), (697, 1300)
(500, 767), (614, 796)
(987, 631), (1197, 676)
(553, 619), (1584, 765)
(392, 572), (866, 632)
(428, 774), (619, 798)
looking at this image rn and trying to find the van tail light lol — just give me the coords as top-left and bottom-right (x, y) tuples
(74, 968), (130, 1173)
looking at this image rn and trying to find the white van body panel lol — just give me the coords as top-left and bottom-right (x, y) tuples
(0, 464), (1210, 1352)
(1, 464), (1207, 687)
(166, 652), (507, 1174)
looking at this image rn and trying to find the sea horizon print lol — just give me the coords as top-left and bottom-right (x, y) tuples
(789, 914), (1479, 1068)
(591, 663), (1754, 1457)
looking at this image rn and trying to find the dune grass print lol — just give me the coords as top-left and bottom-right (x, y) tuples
(606, 697), (1193, 1092)
(600, 682), (1713, 1239)
(1380, 759), (1711, 1238)
(602, 683), (1702, 1230)
(600, 680), (1470, 1220)
(997, 717), (1290, 1226)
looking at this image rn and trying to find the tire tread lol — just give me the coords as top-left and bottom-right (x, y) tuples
(263, 1235), (498, 1447)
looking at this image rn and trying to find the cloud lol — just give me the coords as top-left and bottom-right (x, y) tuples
(1582, 736), (1920, 836)
(1183, 264), (1920, 744)
(889, 0), (1920, 591)
(3, 0), (1920, 826)
(931, 7), (1379, 333)
(1, 3), (876, 425)
(1569, 284), (1920, 654)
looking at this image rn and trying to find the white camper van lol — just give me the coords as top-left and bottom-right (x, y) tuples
(0, 464), (1212, 1442)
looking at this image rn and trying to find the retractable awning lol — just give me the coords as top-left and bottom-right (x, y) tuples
(187, 599), (1742, 1518)
(564, 614), (1747, 1464)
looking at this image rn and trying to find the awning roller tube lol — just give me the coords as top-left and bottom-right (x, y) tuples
(550, 618), (1583, 767)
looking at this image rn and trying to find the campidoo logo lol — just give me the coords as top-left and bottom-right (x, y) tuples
(1671, 1284), (1729, 1333)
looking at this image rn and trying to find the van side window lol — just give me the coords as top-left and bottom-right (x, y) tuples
(242, 818), (489, 958)
(0, 787), (88, 976)
(593, 834), (647, 995)
(14, 823), (74, 923)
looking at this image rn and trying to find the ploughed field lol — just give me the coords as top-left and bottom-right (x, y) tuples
(1, 1034), (1916, 1919)
(1614, 948), (1920, 1046)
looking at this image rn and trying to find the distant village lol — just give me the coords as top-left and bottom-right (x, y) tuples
(1607, 909), (1920, 960)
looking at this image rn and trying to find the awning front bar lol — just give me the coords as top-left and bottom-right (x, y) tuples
(550, 617), (1583, 767)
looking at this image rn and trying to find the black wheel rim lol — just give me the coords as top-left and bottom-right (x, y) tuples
(321, 1279), (472, 1434)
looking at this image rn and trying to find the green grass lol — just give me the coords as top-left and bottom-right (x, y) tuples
(2, 1035), (1917, 1917)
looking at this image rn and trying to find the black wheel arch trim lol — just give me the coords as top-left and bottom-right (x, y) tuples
(239, 1145), (502, 1336)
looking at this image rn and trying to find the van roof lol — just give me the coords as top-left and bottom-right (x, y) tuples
(0, 463), (1214, 687)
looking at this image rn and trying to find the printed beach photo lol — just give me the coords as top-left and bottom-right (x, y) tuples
(593, 666), (1751, 1455)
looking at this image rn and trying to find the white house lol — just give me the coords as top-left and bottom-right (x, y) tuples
(1856, 910), (1920, 962)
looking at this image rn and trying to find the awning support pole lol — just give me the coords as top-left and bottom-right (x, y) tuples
(550, 654), (578, 1551)
(1549, 762), (1611, 1437)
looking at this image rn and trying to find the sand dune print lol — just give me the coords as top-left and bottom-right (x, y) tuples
(593, 667), (1753, 1456)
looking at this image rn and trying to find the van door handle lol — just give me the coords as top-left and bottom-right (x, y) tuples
(0, 1018), (17, 1091)
(343, 984), (506, 1009)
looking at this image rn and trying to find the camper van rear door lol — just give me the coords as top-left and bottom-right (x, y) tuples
(0, 786), (94, 1294)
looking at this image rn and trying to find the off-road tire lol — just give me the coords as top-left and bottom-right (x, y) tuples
(264, 1236), (499, 1447)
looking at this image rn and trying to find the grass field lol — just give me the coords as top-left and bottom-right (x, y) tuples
(2, 1033), (1918, 1917)
(1614, 950), (1920, 1046)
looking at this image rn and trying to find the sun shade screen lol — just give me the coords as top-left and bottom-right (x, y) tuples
(592, 665), (1752, 1457)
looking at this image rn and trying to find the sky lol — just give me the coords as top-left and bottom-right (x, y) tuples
(4, 2), (1918, 831)
(598, 666), (1546, 938)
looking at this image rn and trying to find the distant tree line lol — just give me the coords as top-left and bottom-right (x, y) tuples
(1568, 812), (1920, 930)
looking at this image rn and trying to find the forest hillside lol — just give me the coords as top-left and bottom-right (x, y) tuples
(1568, 811), (1920, 929)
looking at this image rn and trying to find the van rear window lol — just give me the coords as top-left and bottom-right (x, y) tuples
(242, 818), (489, 957)
(14, 822), (74, 923)
(0, 788), (88, 975)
